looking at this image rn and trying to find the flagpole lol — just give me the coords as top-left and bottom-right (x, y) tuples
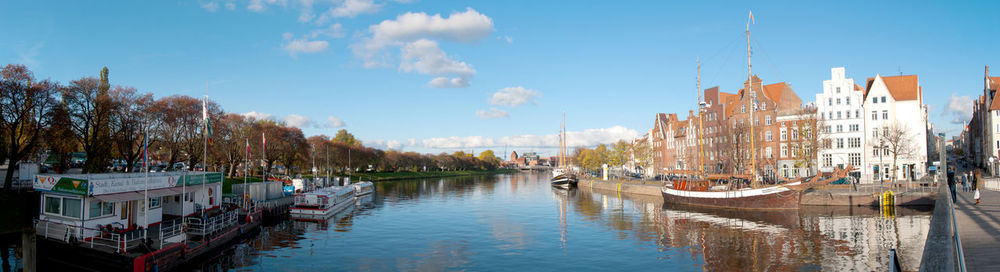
(143, 128), (149, 240)
(202, 95), (208, 210)
(262, 132), (267, 183)
(244, 138), (249, 208)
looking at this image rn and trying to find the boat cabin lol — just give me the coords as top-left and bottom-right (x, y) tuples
(33, 171), (222, 243)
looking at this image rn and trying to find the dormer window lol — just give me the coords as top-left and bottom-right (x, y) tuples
(881, 96), (886, 103)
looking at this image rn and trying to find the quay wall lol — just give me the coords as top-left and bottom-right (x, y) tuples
(578, 179), (661, 196)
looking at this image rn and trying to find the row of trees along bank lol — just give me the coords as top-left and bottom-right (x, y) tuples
(0, 64), (502, 190)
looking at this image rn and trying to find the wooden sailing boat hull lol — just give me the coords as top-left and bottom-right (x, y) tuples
(551, 174), (578, 188)
(660, 182), (801, 210)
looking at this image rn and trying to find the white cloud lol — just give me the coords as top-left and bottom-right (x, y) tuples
(428, 77), (469, 88)
(282, 38), (329, 57)
(283, 114), (314, 128)
(944, 93), (973, 124)
(351, 8), (493, 86)
(200, 1), (220, 12)
(317, 0), (382, 23)
(399, 39), (475, 87)
(368, 139), (403, 150)
(241, 111), (275, 121)
(248, 0), (266, 12)
(326, 116), (346, 127)
(381, 126), (639, 149)
(225, 2), (236, 10)
(498, 35), (513, 44)
(475, 108), (509, 119)
(309, 23), (345, 39)
(489, 86), (540, 107)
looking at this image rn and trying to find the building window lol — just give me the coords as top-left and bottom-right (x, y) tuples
(882, 110), (888, 120)
(766, 115), (772, 125)
(791, 128), (799, 140)
(837, 138), (844, 149)
(846, 97), (850, 105)
(780, 129), (787, 141)
(849, 153), (861, 167)
(836, 87), (841, 93)
(836, 98), (841, 105)
(89, 200), (115, 218)
(837, 111), (842, 119)
(741, 105), (746, 113)
(873, 128), (879, 138)
(872, 111), (877, 120)
(781, 145), (788, 157)
(44, 195), (81, 219)
(873, 97), (877, 104)
(828, 98), (832, 106)
(881, 96), (886, 103)
(836, 125), (843, 132)
(766, 147), (773, 158)
(822, 154), (833, 167)
(855, 110), (860, 119)
(766, 131), (773, 141)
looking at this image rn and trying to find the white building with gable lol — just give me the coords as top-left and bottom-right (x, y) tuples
(862, 74), (928, 183)
(816, 67), (865, 181)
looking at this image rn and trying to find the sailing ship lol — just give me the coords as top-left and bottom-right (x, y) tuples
(551, 113), (578, 188)
(660, 11), (848, 210)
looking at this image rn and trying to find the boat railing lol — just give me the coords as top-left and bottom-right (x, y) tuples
(185, 210), (239, 237)
(35, 219), (145, 253)
(158, 218), (184, 249)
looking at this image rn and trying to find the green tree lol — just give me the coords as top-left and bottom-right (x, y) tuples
(63, 68), (114, 173)
(608, 140), (630, 167)
(333, 129), (361, 146)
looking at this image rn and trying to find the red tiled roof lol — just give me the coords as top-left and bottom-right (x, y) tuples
(762, 82), (786, 102)
(865, 75), (920, 101)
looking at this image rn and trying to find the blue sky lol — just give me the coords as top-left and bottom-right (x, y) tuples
(2, 0), (998, 156)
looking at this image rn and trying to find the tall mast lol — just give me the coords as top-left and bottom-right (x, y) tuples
(560, 113), (565, 170)
(747, 10), (757, 186)
(697, 59), (705, 175)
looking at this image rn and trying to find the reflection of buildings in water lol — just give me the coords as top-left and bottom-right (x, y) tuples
(804, 206), (931, 271)
(658, 204), (932, 271)
(553, 189), (570, 249)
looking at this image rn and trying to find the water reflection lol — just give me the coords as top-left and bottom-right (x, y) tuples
(185, 173), (930, 271)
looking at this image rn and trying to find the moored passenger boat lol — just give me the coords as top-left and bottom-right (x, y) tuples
(289, 186), (354, 219)
(353, 181), (374, 197)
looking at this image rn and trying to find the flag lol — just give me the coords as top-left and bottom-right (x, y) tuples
(749, 10), (755, 24)
(203, 99), (213, 145)
(262, 132), (267, 155)
(246, 138), (251, 161)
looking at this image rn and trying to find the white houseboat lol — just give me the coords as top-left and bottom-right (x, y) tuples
(353, 181), (374, 197)
(289, 186), (354, 219)
(33, 171), (262, 271)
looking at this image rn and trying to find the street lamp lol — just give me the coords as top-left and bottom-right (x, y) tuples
(878, 140), (885, 185)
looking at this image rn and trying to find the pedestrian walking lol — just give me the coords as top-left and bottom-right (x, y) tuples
(962, 172), (969, 192)
(948, 169), (956, 203)
(974, 169), (981, 205)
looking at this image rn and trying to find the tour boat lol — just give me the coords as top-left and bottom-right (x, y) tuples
(289, 186), (355, 219)
(551, 114), (578, 189)
(353, 181), (374, 197)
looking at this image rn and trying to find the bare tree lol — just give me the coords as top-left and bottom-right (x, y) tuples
(62, 70), (114, 173)
(876, 122), (917, 182)
(0, 64), (58, 189)
(109, 86), (157, 172)
(789, 107), (824, 175)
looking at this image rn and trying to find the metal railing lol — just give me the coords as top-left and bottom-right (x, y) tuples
(185, 210), (238, 237)
(35, 219), (145, 253)
(158, 218), (184, 249)
(946, 182), (967, 272)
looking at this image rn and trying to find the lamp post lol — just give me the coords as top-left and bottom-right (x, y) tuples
(879, 140), (885, 185)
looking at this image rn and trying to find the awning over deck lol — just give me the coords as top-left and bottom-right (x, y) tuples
(94, 187), (187, 202)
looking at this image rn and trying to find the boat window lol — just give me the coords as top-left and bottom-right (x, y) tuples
(62, 198), (82, 218)
(44, 196), (61, 215)
(90, 200), (115, 218)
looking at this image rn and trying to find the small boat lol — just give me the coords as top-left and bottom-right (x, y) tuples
(353, 181), (374, 197)
(289, 186), (355, 219)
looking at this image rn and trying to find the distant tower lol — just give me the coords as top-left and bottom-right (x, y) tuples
(510, 151), (518, 162)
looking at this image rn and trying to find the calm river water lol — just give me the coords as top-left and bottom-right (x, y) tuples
(188, 172), (932, 271)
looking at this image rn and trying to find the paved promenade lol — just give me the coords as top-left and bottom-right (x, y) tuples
(954, 187), (1000, 271)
